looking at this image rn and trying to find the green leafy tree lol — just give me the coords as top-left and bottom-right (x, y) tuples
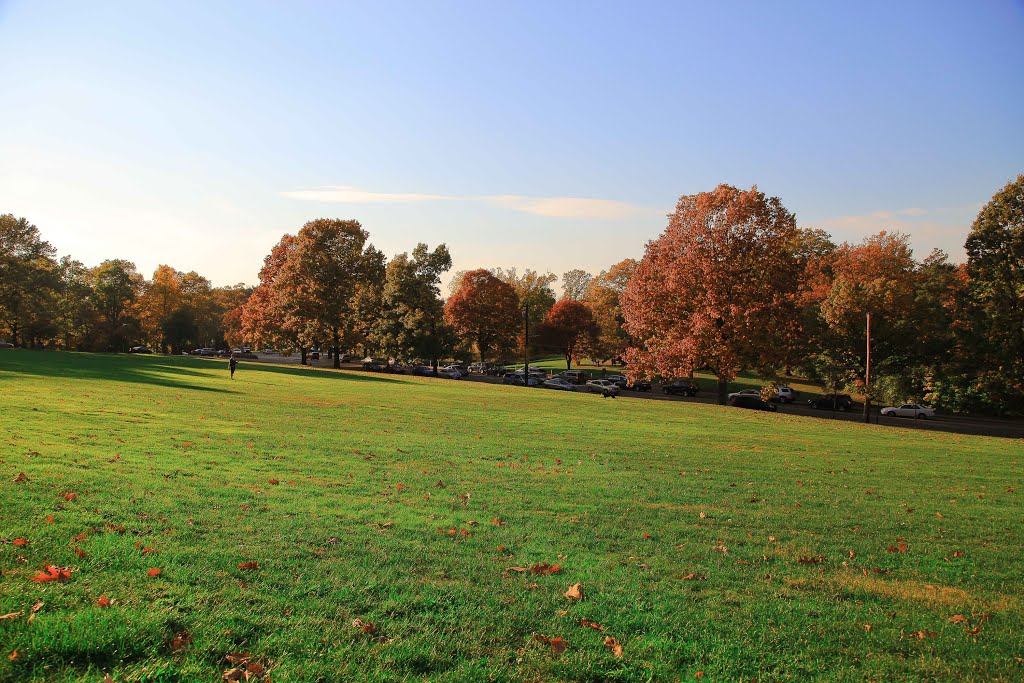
(89, 259), (143, 351)
(375, 244), (455, 369)
(0, 214), (58, 346)
(962, 174), (1024, 412)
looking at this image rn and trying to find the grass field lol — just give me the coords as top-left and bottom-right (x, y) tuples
(1, 350), (1021, 682)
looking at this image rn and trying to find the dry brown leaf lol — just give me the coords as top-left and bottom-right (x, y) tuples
(682, 573), (706, 581)
(534, 634), (566, 656)
(0, 612), (22, 620)
(222, 668), (244, 682)
(580, 618), (604, 631)
(947, 614), (968, 623)
(604, 636), (623, 658)
(564, 583), (583, 600)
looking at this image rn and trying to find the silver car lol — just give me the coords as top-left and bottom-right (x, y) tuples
(586, 379), (620, 396)
(880, 404), (935, 419)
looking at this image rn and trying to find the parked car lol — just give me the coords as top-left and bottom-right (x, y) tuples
(605, 374), (629, 389)
(774, 386), (798, 403)
(663, 379), (699, 396)
(310, 350), (321, 361)
(438, 366), (463, 379)
(880, 404), (935, 419)
(411, 365), (436, 377)
(729, 395), (778, 412)
(128, 345), (152, 354)
(563, 370), (589, 385)
(361, 359), (383, 371)
(808, 393), (854, 411)
(543, 377), (576, 391)
(200, 347), (216, 356)
(0, 341), (14, 348)
(628, 379), (652, 392)
(727, 389), (762, 401)
(586, 379), (621, 397)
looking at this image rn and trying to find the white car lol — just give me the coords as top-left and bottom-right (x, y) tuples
(543, 378), (576, 391)
(880, 404), (935, 419)
(586, 379), (620, 396)
(438, 366), (463, 379)
(774, 386), (797, 403)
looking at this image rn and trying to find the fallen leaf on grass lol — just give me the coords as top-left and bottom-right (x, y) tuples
(147, 568), (162, 577)
(491, 518), (506, 526)
(604, 636), (623, 658)
(863, 624), (872, 631)
(9, 650), (17, 661)
(530, 562), (563, 575)
(0, 612), (22, 620)
(12, 538), (27, 547)
(141, 546), (158, 554)
(13, 472), (29, 483)
(682, 573), (706, 581)
(907, 629), (937, 640)
(534, 634), (566, 656)
(887, 543), (908, 553)
(642, 533), (652, 539)
(31, 565), (72, 583)
(237, 561), (258, 571)
(96, 596), (111, 608)
(947, 614), (968, 623)
(268, 479), (279, 485)
(169, 631), (192, 653)
(45, 515), (53, 524)
(564, 583), (583, 600)
(712, 544), (728, 554)
(64, 493), (77, 501)
(580, 618), (604, 631)
(798, 555), (824, 565)
(74, 547), (87, 558)
(952, 550), (965, 558)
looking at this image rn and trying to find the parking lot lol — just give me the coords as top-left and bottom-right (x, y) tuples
(242, 353), (1024, 439)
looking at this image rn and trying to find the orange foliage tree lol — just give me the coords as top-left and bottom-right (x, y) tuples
(622, 184), (800, 404)
(443, 269), (519, 362)
(542, 299), (597, 370)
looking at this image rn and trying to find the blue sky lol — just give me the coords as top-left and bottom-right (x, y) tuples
(1, 1), (1022, 288)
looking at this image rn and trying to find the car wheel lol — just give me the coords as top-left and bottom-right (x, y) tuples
(916, 413), (925, 420)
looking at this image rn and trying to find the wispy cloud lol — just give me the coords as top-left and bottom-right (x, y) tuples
(280, 185), (651, 220)
(809, 205), (971, 259)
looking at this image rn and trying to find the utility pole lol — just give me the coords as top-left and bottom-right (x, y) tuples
(864, 312), (871, 424)
(523, 301), (530, 381)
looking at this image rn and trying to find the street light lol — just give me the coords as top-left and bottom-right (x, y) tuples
(523, 301), (530, 379)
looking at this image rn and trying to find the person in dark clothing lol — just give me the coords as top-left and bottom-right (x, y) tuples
(229, 354), (238, 379)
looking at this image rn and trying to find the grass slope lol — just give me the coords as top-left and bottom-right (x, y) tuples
(0, 350), (1021, 682)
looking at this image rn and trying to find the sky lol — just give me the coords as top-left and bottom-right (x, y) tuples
(1, 1), (1022, 290)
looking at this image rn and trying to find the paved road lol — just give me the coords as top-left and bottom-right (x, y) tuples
(244, 354), (1024, 440)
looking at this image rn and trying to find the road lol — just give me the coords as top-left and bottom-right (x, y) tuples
(244, 354), (1024, 440)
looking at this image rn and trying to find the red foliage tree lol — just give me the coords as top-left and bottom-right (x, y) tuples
(443, 269), (519, 361)
(621, 184), (800, 404)
(543, 299), (597, 370)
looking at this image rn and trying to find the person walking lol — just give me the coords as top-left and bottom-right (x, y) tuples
(229, 354), (238, 380)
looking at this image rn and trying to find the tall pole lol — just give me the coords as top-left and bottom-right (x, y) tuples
(864, 312), (871, 424)
(523, 301), (530, 381)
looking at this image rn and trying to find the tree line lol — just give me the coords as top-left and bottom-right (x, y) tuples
(1, 175), (1021, 413)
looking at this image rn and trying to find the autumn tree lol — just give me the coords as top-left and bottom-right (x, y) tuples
(374, 244), (455, 369)
(622, 184), (799, 404)
(241, 234), (311, 362)
(444, 268), (520, 362)
(581, 259), (636, 363)
(137, 265), (182, 352)
(560, 269), (593, 301)
(493, 268), (556, 332)
(542, 299), (597, 370)
(0, 214), (58, 347)
(276, 219), (385, 369)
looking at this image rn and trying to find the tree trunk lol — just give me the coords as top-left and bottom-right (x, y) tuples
(332, 329), (341, 369)
(863, 396), (871, 423)
(300, 347), (308, 365)
(717, 376), (728, 405)
(565, 352), (571, 370)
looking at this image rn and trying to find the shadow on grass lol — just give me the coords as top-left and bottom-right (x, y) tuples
(0, 349), (235, 394)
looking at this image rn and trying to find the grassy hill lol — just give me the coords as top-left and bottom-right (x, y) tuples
(0, 350), (1020, 682)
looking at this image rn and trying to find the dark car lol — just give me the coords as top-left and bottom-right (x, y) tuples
(663, 379), (699, 396)
(729, 395), (778, 411)
(628, 380), (652, 392)
(808, 393), (854, 411)
(128, 345), (152, 354)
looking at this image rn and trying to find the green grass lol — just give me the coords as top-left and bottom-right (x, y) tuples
(0, 350), (1021, 682)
